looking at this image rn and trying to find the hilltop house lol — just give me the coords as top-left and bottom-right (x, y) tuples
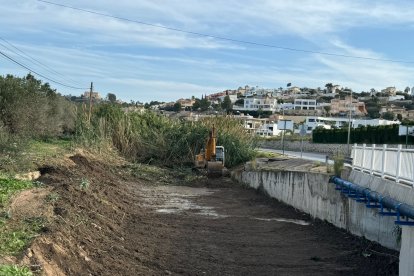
(330, 96), (367, 117)
(233, 95), (278, 113)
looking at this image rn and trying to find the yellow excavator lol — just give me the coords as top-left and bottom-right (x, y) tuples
(194, 126), (226, 177)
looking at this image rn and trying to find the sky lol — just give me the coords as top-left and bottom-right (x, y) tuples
(1, 0), (414, 103)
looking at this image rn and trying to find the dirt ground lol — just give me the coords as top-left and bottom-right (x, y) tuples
(8, 152), (398, 275)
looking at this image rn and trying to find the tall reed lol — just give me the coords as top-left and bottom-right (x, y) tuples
(76, 104), (256, 168)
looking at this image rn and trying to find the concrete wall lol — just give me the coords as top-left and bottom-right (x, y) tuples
(347, 170), (414, 276)
(348, 170), (414, 206)
(232, 168), (400, 250)
(400, 227), (414, 276)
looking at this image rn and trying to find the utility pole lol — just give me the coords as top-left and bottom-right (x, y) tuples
(346, 90), (353, 156)
(88, 82), (93, 123)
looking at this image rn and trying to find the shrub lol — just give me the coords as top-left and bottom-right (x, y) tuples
(333, 154), (344, 177)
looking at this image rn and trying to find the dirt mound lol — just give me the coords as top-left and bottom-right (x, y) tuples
(9, 188), (53, 221)
(19, 153), (141, 275)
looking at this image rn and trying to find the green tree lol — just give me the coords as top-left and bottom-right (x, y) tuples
(192, 98), (211, 111)
(365, 98), (381, 119)
(107, 93), (117, 103)
(0, 74), (75, 138)
(323, 106), (331, 116)
(221, 95), (232, 113)
(382, 111), (395, 120)
(325, 83), (333, 92)
(234, 98), (244, 106)
(173, 102), (182, 112)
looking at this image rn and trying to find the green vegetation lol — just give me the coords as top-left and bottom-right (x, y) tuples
(313, 124), (414, 144)
(254, 150), (280, 159)
(333, 154), (344, 177)
(80, 178), (90, 190)
(0, 265), (33, 276)
(77, 104), (257, 168)
(0, 178), (44, 257)
(0, 178), (33, 208)
(0, 74), (75, 140)
(0, 217), (45, 256)
(127, 163), (204, 185)
(0, 138), (73, 173)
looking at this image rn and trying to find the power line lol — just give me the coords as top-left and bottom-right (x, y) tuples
(37, 0), (414, 64)
(0, 37), (83, 87)
(0, 50), (87, 89)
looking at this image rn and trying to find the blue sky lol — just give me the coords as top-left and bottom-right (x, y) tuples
(1, 0), (414, 103)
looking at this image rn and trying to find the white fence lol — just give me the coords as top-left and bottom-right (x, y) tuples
(352, 144), (414, 186)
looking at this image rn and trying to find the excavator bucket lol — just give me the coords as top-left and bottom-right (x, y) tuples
(207, 161), (224, 178)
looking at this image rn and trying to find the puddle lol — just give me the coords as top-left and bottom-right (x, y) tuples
(153, 192), (224, 218)
(156, 208), (180, 214)
(140, 185), (310, 225)
(252, 217), (310, 226)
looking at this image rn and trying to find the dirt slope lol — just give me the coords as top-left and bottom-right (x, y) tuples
(11, 152), (398, 275)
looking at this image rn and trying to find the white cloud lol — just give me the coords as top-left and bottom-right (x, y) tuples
(313, 41), (414, 91)
(2, 0), (414, 102)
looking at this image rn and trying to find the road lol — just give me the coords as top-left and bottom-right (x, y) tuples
(260, 147), (334, 164)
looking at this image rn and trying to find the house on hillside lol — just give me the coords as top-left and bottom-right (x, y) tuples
(176, 98), (195, 109)
(330, 96), (367, 117)
(83, 91), (101, 100)
(381, 87), (397, 96)
(234, 114), (282, 137)
(233, 95), (278, 113)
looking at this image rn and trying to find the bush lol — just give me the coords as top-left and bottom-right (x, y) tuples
(333, 155), (344, 177)
(312, 124), (413, 144)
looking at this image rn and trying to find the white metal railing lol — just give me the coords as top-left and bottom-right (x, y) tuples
(351, 144), (414, 186)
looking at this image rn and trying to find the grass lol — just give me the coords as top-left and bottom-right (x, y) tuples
(0, 177), (45, 256)
(0, 178), (33, 208)
(0, 217), (45, 256)
(0, 265), (33, 276)
(79, 178), (90, 190)
(333, 154), (344, 177)
(0, 138), (73, 173)
(45, 192), (60, 203)
(126, 163), (205, 186)
(254, 150), (281, 159)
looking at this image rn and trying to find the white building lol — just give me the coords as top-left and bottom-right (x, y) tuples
(233, 114), (282, 137)
(279, 102), (294, 111)
(218, 94), (237, 103)
(234, 96), (278, 113)
(294, 99), (318, 110)
(255, 121), (282, 137)
(304, 116), (399, 133)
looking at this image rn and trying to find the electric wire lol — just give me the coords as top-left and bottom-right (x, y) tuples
(0, 50), (87, 89)
(0, 38), (84, 88)
(37, 0), (414, 64)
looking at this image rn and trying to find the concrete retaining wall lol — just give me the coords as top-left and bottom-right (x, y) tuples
(232, 168), (400, 250)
